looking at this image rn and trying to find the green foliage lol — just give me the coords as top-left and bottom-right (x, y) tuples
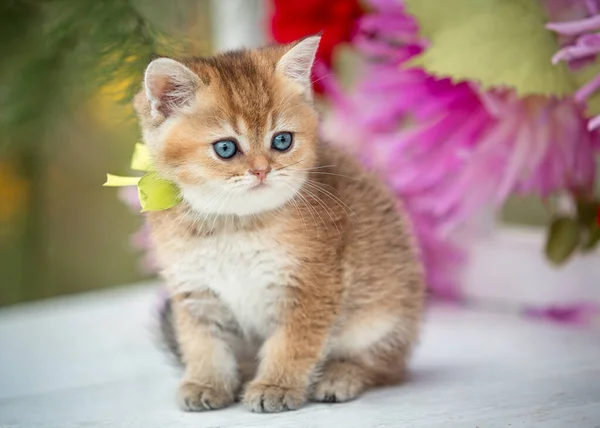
(0, 0), (208, 306)
(545, 197), (600, 265)
(0, 0), (184, 148)
(576, 199), (600, 252)
(545, 216), (581, 265)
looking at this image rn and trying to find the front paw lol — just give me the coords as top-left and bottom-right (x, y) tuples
(243, 382), (307, 413)
(177, 382), (235, 411)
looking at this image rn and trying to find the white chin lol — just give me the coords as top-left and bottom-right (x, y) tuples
(180, 178), (304, 217)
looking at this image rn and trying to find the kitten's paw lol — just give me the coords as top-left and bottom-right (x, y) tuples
(311, 364), (366, 403)
(243, 382), (306, 413)
(177, 382), (235, 411)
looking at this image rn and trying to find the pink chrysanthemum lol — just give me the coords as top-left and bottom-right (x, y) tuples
(321, 0), (600, 298)
(525, 302), (600, 326)
(119, 187), (158, 274)
(547, 0), (600, 129)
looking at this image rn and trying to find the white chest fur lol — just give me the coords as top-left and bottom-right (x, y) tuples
(167, 230), (293, 338)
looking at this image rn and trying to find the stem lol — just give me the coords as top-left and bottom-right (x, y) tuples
(18, 144), (45, 301)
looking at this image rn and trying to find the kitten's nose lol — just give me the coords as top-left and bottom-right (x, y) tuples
(249, 167), (271, 182)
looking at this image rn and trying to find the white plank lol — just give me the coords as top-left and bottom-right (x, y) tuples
(464, 226), (600, 308)
(0, 285), (599, 427)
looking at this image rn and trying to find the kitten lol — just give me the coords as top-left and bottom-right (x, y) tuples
(133, 36), (425, 413)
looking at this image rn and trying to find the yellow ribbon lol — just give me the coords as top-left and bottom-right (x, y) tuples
(104, 143), (181, 212)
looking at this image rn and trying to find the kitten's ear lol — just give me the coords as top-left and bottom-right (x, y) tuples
(276, 35), (321, 90)
(144, 58), (200, 119)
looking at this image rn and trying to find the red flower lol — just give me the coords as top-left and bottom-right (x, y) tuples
(269, 0), (363, 91)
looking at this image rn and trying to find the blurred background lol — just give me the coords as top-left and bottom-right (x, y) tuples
(1, 0), (599, 327)
(0, 0), (216, 306)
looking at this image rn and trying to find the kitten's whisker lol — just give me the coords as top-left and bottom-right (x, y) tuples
(171, 205), (190, 232)
(288, 176), (347, 239)
(180, 202), (204, 237)
(199, 189), (227, 233)
(275, 96), (314, 118)
(276, 158), (306, 171)
(218, 190), (235, 231)
(303, 179), (358, 220)
(290, 164), (337, 171)
(305, 177), (341, 195)
(223, 192), (233, 231)
(277, 73), (331, 110)
(209, 193), (229, 232)
(304, 179), (356, 218)
(301, 187), (342, 241)
(283, 183), (309, 246)
(277, 88), (313, 111)
(299, 186), (341, 240)
(301, 170), (361, 181)
(293, 186), (324, 233)
(277, 92), (302, 110)
(197, 189), (226, 233)
(306, 73), (332, 88)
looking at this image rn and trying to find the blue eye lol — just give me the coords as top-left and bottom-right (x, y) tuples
(213, 140), (238, 159)
(271, 132), (293, 152)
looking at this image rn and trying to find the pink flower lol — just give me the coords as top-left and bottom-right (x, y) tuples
(118, 186), (158, 274)
(118, 186), (141, 212)
(321, 0), (600, 298)
(131, 223), (158, 273)
(525, 303), (600, 326)
(546, 0), (600, 129)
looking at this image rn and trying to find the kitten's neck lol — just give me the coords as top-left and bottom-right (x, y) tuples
(150, 198), (289, 237)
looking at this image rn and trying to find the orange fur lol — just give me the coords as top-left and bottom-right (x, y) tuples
(134, 37), (425, 413)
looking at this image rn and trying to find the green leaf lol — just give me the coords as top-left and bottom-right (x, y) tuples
(575, 198), (599, 226)
(404, 0), (575, 96)
(0, 0), (186, 147)
(545, 217), (581, 266)
(581, 223), (600, 252)
(137, 172), (181, 212)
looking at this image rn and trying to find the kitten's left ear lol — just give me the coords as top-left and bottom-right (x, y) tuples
(276, 35), (321, 90)
(144, 58), (200, 120)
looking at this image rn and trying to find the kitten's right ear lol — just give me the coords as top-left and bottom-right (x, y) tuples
(144, 58), (200, 120)
(276, 35), (321, 91)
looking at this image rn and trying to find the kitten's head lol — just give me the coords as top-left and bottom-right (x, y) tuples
(134, 36), (321, 217)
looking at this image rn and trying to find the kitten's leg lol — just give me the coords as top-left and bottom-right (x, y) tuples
(172, 292), (241, 411)
(311, 317), (412, 403)
(310, 355), (405, 403)
(311, 359), (372, 403)
(242, 279), (340, 413)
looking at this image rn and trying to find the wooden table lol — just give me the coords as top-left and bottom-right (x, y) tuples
(1, 284), (599, 427)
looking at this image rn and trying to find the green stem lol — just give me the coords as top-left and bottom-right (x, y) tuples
(18, 145), (45, 301)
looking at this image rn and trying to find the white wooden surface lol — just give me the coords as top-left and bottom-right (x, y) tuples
(0, 284), (599, 428)
(464, 226), (600, 309)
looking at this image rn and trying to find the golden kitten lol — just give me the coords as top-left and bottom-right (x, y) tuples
(133, 36), (425, 413)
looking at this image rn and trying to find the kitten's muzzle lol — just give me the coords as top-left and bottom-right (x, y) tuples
(249, 167), (271, 183)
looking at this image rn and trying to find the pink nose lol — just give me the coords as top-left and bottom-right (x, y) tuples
(250, 167), (271, 182)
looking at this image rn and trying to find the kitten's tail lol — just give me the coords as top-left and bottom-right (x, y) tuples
(156, 289), (183, 365)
